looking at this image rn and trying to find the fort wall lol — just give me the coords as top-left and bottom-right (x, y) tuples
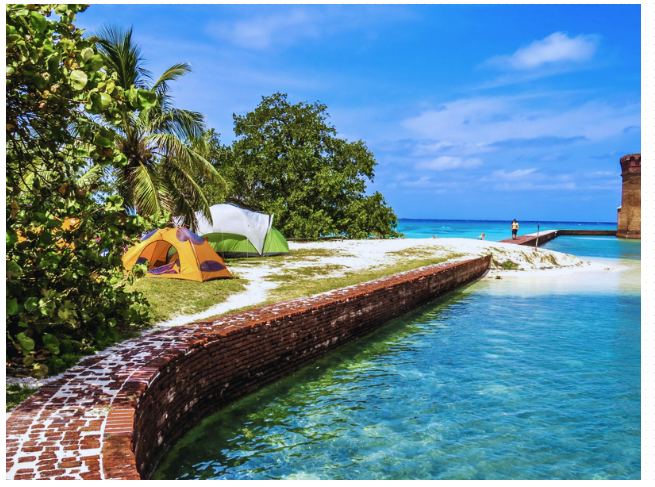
(617, 153), (641, 239)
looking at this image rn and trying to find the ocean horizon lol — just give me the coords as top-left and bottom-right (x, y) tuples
(399, 218), (616, 225)
(396, 219), (617, 242)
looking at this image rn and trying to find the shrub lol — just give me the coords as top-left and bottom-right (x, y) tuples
(6, 4), (167, 377)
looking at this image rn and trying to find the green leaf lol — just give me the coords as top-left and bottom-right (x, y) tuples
(46, 53), (61, 74)
(137, 89), (157, 109)
(6, 229), (18, 246)
(38, 297), (56, 317)
(40, 252), (61, 268)
(113, 152), (128, 167)
(6, 260), (23, 278)
(93, 135), (112, 148)
(81, 47), (94, 62)
(105, 195), (124, 211)
(30, 364), (48, 379)
(23, 355), (35, 366)
(43, 38), (54, 55)
(24, 297), (39, 313)
(16, 333), (35, 355)
(86, 54), (104, 72)
(69, 70), (88, 90)
(28, 11), (46, 33)
(6, 298), (18, 316)
(43, 334), (60, 354)
(89, 92), (112, 113)
(57, 301), (77, 321)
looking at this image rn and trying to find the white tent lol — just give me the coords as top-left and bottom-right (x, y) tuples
(194, 204), (273, 256)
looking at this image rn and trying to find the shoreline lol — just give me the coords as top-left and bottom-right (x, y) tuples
(5, 237), (626, 396)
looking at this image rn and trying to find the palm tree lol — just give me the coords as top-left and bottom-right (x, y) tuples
(85, 25), (223, 229)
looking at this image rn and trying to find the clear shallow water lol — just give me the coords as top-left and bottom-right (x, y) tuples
(542, 235), (641, 261)
(397, 219), (616, 242)
(155, 230), (640, 480)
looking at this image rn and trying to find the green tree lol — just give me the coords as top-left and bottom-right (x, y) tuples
(87, 24), (224, 229)
(195, 129), (230, 207)
(6, 4), (167, 376)
(209, 93), (402, 239)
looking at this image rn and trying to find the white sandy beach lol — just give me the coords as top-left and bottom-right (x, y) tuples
(152, 238), (600, 328)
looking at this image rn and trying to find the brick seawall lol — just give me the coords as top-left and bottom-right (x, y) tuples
(6, 255), (491, 480)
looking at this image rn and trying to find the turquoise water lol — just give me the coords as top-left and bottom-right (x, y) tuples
(542, 235), (641, 261)
(155, 230), (640, 480)
(397, 219), (616, 241)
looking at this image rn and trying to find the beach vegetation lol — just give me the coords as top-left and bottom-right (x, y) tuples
(224, 253), (464, 314)
(6, 383), (39, 412)
(500, 260), (520, 270)
(6, 4), (166, 376)
(127, 276), (249, 323)
(81, 25), (224, 229)
(200, 93), (402, 240)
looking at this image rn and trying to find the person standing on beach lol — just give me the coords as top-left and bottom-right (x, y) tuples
(511, 219), (519, 239)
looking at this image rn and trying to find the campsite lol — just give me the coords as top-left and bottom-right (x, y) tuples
(6, 3), (641, 482)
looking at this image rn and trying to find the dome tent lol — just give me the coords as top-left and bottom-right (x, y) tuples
(262, 227), (290, 256)
(122, 227), (233, 282)
(194, 204), (290, 258)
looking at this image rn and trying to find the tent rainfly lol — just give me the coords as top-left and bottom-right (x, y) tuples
(122, 227), (233, 282)
(194, 204), (290, 258)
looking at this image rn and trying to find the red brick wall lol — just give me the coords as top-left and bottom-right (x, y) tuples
(6, 256), (490, 480)
(617, 153), (641, 239)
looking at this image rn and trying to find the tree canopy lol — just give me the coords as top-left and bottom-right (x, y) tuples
(6, 4), (166, 376)
(206, 93), (401, 239)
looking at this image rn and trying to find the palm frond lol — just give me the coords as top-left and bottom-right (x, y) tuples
(131, 161), (165, 215)
(146, 133), (225, 188)
(94, 24), (151, 89)
(152, 63), (192, 96)
(77, 164), (106, 186)
(162, 164), (213, 231)
(150, 108), (207, 142)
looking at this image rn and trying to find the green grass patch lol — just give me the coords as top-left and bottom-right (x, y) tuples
(500, 260), (519, 270)
(6, 383), (39, 412)
(386, 246), (446, 259)
(225, 247), (353, 267)
(127, 277), (249, 323)
(266, 264), (346, 282)
(216, 253), (464, 315)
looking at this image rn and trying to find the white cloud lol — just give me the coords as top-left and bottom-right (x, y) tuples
(205, 6), (415, 51)
(208, 9), (318, 49)
(402, 95), (640, 149)
(488, 168), (537, 181)
(491, 182), (577, 191)
(487, 32), (598, 70)
(416, 156), (482, 171)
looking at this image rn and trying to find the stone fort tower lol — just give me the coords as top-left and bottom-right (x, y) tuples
(617, 153), (641, 239)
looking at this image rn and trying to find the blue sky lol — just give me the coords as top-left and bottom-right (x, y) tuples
(76, 4), (640, 222)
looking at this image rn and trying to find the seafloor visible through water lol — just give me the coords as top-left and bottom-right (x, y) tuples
(154, 228), (641, 480)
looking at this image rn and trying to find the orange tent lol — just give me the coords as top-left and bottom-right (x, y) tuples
(122, 227), (233, 282)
